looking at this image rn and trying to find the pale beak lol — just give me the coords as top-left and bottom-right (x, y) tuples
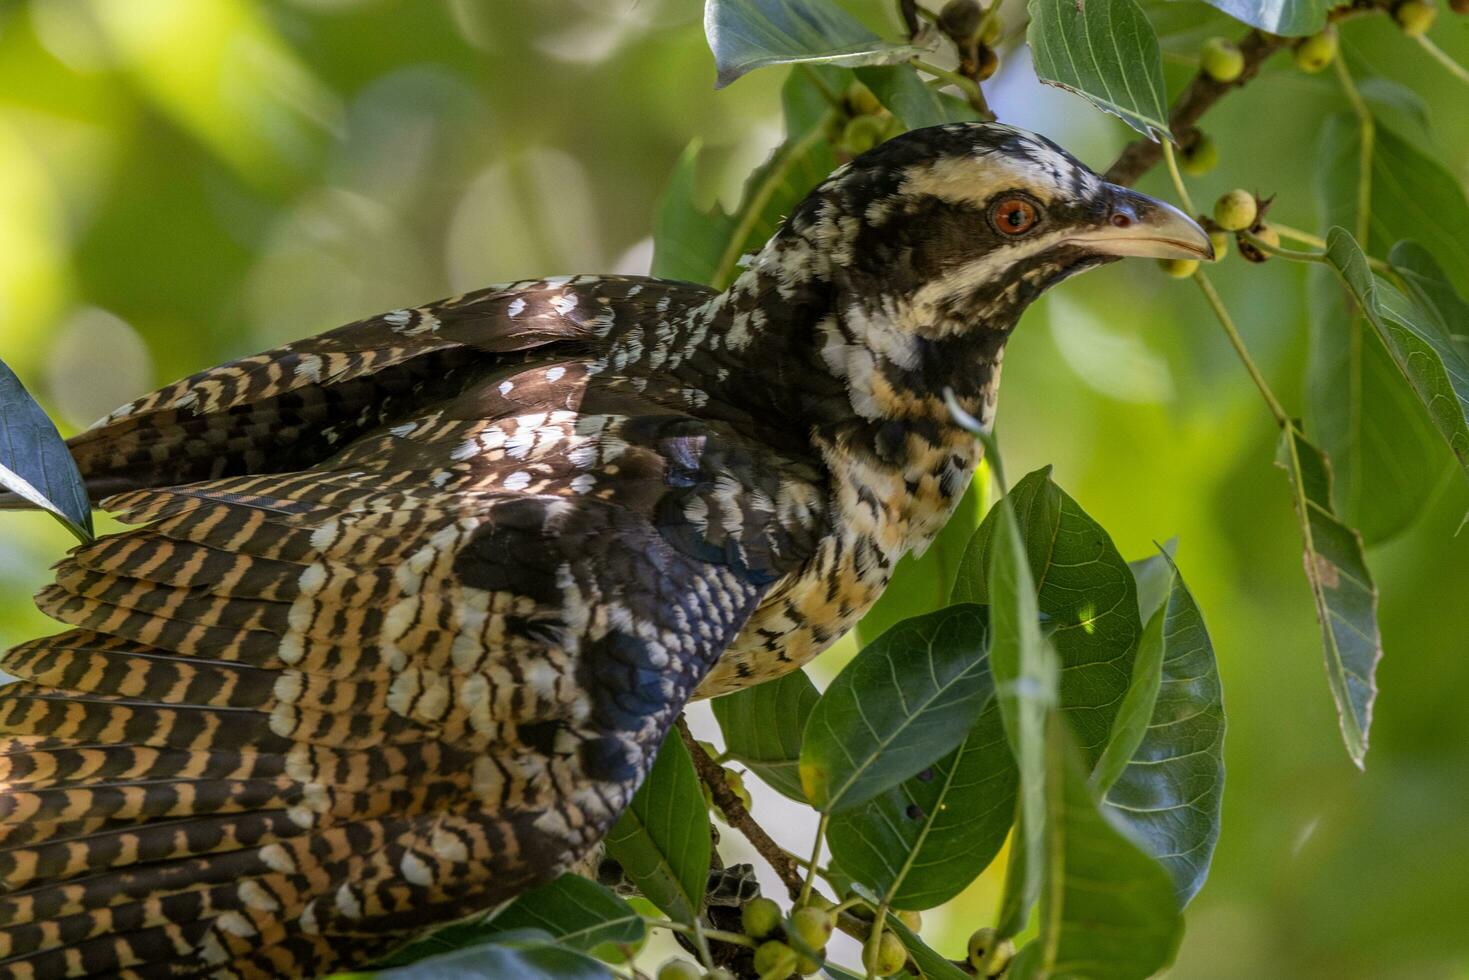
(1066, 185), (1214, 261)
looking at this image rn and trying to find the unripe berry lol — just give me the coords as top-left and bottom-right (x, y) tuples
(657, 958), (703, 980)
(1201, 37), (1245, 82)
(1240, 223), (1280, 263)
(1293, 30), (1337, 73)
(1158, 257), (1200, 278)
(1209, 228), (1231, 262)
(1394, 0), (1439, 33)
(846, 83), (883, 117)
(797, 892), (836, 913)
(1180, 133), (1219, 176)
(896, 909), (923, 933)
(864, 931), (909, 977)
(967, 928), (1016, 976)
(741, 896), (783, 939)
(1452, 0), (1468, 14)
(789, 905), (835, 951)
(840, 115), (889, 156)
(1213, 189), (1258, 231)
(939, 0), (983, 38)
(753, 940), (798, 977)
(980, 13), (1004, 45)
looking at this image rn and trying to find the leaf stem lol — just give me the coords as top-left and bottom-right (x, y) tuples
(1240, 230), (1393, 274)
(645, 919), (757, 949)
(799, 812), (830, 907)
(1191, 270), (1290, 426)
(1332, 55), (1373, 247)
(1269, 222), (1329, 250)
(1159, 140), (1197, 216)
(911, 58), (994, 119)
(1415, 33), (1469, 86)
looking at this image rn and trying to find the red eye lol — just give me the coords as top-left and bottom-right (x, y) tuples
(991, 196), (1040, 236)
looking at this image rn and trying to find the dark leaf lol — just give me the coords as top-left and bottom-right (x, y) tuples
(711, 668), (820, 801)
(489, 874), (645, 953)
(705, 0), (924, 88)
(604, 730), (711, 924)
(0, 357), (92, 542)
(854, 64), (978, 130)
(373, 928), (611, 979)
(799, 604), (995, 812)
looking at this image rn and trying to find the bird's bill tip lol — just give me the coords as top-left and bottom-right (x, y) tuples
(1068, 187), (1215, 262)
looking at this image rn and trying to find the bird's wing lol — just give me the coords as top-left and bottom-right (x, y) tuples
(0, 350), (824, 976)
(9, 275), (715, 505)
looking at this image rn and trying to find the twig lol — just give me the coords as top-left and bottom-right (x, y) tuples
(1415, 33), (1469, 86)
(1159, 140), (1197, 216)
(676, 716), (806, 899)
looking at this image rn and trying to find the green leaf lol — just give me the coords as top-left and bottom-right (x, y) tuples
(857, 475), (986, 646)
(1391, 240), (1469, 340)
(1090, 595), (1166, 796)
(704, 0), (925, 88)
(884, 910), (972, 980)
(373, 929), (612, 980)
(1009, 714), (1184, 980)
(1308, 116), (1463, 542)
(985, 481), (1059, 939)
(799, 604), (995, 812)
(1102, 553), (1226, 906)
(1325, 228), (1469, 480)
(1025, 0), (1171, 139)
(1126, 539), (1177, 623)
(489, 874), (645, 953)
(955, 468), (1143, 768)
(604, 730), (710, 924)
(711, 668), (820, 801)
(651, 68), (837, 290)
(1274, 422), (1382, 769)
(827, 692), (1016, 909)
(1195, 0), (1326, 35)
(854, 65), (979, 130)
(0, 357), (93, 543)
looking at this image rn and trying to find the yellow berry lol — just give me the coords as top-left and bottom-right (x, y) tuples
(1395, 0), (1439, 34)
(754, 940), (797, 977)
(1158, 257), (1199, 278)
(789, 905), (835, 951)
(1294, 30), (1338, 73)
(846, 83), (883, 117)
(1209, 228), (1231, 262)
(1213, 189), (1258, 231)
(896, 909), (922, 933)
(967, 928), (1017, 976)
(1180, 133), (1219, 176)
(657, 958), (704, 980)
(741, 896), (782, 939)
(863, 931), (909, 977)
(1201, 37), (1245, 82)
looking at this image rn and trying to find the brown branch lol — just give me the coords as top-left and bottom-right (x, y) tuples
(1104, 3), (1383, 188)
(677, 716), (806, 900)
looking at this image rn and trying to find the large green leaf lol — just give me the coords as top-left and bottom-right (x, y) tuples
(604, 731), (710, 924)
(827, 686), (1016, 909)
(1275, 421), (1382, 769)
(1008, 715), (1183, 980)
(711, 668), (819, 802)
(1392, 241), (1469, 346)
(1325, 228), (1469, 480)
(373, 929), (611, 979)
(1194, 0), (1327, 35)
(489, 874), (645, 954)
(651, 67), (837, 290)
(0, 357), (92, 542)
(1025, 0), (1171, 139)
(954, 468), (1143, 768)
(1101, 553), (1225, 906)
(854, 65), (979, 130)
(704, 0), (924, 88)
(799, 604), (995, 812)
(1308, 117), (1462, 542)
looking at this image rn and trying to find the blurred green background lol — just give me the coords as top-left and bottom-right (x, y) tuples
(1, 1), (1467, 977)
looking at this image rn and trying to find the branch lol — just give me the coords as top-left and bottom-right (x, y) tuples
(677, 716), (806, 899)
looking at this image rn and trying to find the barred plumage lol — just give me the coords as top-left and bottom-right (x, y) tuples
(0, 122), (1210, 976)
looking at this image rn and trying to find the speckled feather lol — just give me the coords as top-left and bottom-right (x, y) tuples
(0, 123), (1152, 976)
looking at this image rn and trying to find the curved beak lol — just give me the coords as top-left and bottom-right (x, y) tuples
(1066, 185), (1215, 262)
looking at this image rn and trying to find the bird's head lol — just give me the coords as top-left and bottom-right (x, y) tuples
(722, 121), (1210, 428)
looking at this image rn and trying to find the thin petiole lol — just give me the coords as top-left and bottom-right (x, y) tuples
(1415, 34), (1469, 87)
(1159, 139), (1197, 217)
(1192, 270), (1290, 426)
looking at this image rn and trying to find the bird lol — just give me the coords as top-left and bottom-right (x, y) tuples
(0, 121), (1209, 978)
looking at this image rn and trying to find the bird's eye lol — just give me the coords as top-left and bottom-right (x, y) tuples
(990, 196), (1040, 236)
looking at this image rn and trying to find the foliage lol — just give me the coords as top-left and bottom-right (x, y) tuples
(1, 0), (1467, 977)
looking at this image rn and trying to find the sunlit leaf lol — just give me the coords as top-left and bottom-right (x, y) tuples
(372, 928), (611, 979)
(1008, 715), (1183, 980)
(1026, 0), (1171, 139)
(711, 668), (819, 802)
(0, 357), (92, 542)
(827, 678), (1015, 909)
(1194, 0), (1327, 35)
(799, 605), (995, 812)
(1274, 421), (1382, 768)
(704, 0), (925, 88)
(955, 468), (1143, 768)
(1101, 552), (1226, 906)
(489, 875), (645, 953)
(604, 731), (710, 924)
